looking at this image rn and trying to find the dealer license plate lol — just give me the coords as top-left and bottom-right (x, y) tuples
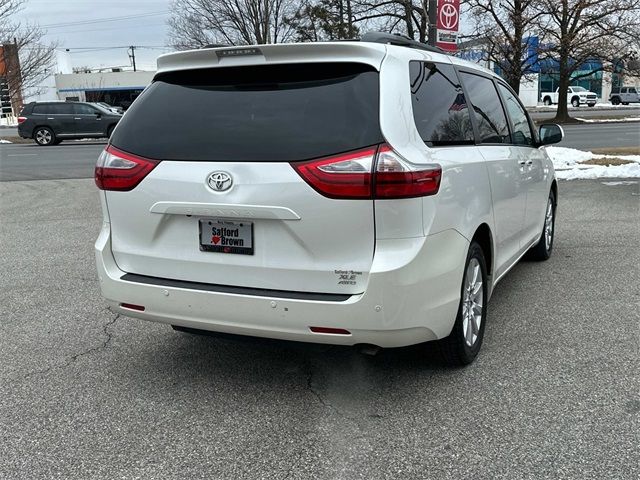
(199, 219), (254, 255)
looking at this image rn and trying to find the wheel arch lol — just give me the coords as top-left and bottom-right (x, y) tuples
(471, 223), (493, 278)
(571, 95), (580, 104)
(550, 179), (558, 206)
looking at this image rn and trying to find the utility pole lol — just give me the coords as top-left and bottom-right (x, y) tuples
(128, 46), (137, 72)
(427, 0), (438, 47)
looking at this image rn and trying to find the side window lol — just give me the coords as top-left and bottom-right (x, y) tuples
(497, 83), (533, 146)
(32, 104), (48, 114)
(49, 104), (74, 114)
(459, 72), (510, 144)
(73, 104), (97, 115)
(409, 61), (474, 146)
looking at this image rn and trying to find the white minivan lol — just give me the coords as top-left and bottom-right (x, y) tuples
(95, 33), (563, 365)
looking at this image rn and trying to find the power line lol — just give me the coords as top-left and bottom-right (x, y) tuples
(42, 21), (167, 36)
(40, 11), (169, 29)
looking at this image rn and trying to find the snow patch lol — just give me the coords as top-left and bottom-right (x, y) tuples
(545, 146), (640, 180)
(0, 139), (12, 144)
(601, 180), (638, 186)
(575, 117), (640, 123)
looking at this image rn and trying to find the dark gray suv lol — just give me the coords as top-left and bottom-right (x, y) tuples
(17, 101), (122, 146)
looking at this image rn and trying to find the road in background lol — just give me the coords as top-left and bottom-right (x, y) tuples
(558, 123), (639, 150)
(0, 127), (17, 137)
(0, 178), (638, 479)
(529, 107), (640, 122)
(0, 142), (105, 181)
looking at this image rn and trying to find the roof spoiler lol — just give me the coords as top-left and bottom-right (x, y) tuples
(198, 32), (446, 55)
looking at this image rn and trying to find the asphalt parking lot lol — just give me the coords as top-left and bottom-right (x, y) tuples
(0, 176), (638, 479)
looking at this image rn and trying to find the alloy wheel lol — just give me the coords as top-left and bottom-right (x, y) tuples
(462, 257), (484, 347)
(544, 198), (554, 251)
(36, 129), (52, 145)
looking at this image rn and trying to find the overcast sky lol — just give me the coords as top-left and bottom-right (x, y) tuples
(16, 0), (173, 71)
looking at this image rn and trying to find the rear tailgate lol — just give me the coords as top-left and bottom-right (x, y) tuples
(105, 61), (383, 295)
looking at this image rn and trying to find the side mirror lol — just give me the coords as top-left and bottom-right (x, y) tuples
(539, 123), (564, 145)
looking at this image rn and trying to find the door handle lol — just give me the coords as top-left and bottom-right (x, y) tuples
(518, 160), (526, 165)
(74, 117), (81, 120)
(525, 160), (533, 165)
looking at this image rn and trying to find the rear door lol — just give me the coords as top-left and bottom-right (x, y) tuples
(496, 82), (548, 245)
(32, 103), (75, 135)
(106, 63), (382, 295)
(459, 71), (527, 275)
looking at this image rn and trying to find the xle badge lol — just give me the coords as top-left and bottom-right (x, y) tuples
(334, 269), (362, 286)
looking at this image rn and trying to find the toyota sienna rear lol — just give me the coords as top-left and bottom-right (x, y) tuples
(95, 35), (559, 365)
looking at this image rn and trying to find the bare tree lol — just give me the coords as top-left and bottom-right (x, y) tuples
(535, 0), (640, 122)
(0, 0), (57, 108)
(354, 1), (430, 42)
(168, 0), (298, 49)
(286, 0), (359, 41)
(465, 0), (544, 94)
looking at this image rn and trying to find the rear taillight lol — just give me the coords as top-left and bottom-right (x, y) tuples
(17, 116), (27, 124)
(95, 145), (159, 191)
(374, 145), (441, 199)
(291, 147), (376, 199)
(291, 144), (440, 200)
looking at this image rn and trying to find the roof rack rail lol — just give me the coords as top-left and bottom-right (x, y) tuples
(360, 31), (445, 54)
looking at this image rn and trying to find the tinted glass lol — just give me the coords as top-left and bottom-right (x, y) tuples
(111, 63), (382, 162)
(74, 104), (97, 115)
(33, 104), (74, 115)
(497, 83), (533, 146)
(409, 61), (474, 146)
(459, 72), (510, 144)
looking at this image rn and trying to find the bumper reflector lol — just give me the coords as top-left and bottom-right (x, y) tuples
(120, 303), (145, 311)
(309, 326), (351, 335)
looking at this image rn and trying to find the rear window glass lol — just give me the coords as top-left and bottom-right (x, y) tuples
(110, 63), (382, 162)
(409, 61), (474, 146)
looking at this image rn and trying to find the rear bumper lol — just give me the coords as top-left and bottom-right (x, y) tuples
(17, 124), (31, 139)
(95, 223), (468, 348)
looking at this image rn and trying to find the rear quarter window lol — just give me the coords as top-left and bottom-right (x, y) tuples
(110, 63), (383, 162)
(409, 61), (474, 146)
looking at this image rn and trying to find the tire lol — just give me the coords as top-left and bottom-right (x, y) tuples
(527, 190), (556, 261)
(33, 127), (55, 146)
(571, 97), (580, 107)
(437, 241), (488, 366)
(543, 97), (552, 106)
(52, 139), (63, 145)
(588, 103), (595, 107)
(622, 102), (629, 106)
(611, 97), (620, 105)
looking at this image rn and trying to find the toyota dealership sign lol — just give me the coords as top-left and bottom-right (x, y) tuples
(436, 0), (460, 52)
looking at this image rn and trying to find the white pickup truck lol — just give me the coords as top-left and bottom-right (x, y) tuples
(541, 86), (598, 107)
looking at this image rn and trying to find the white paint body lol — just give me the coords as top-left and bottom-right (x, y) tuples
(95, 42), (557, 348)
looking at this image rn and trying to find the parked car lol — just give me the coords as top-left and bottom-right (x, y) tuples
(541, 86), (597, 107)
(95, 102), (125, 114)
(17, 101), (122, 146)
(94, 32), (562, 366)
(609, 86), (639, 105)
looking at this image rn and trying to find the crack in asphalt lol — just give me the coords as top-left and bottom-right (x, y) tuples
(22, 309), (120, 379)
(304, 363), (365, 429)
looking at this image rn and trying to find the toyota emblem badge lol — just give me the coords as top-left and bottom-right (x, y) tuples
(207, 171), (233, 192)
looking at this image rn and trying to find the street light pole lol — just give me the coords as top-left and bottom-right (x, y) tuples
(428, 0), (438, 47)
